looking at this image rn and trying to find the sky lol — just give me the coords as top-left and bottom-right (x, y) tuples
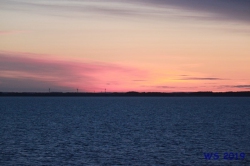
(0, 0), (250, 92)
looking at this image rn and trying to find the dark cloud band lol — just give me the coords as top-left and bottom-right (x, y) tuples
(179, 77), (223, 80)
(1, 0), (250, 23)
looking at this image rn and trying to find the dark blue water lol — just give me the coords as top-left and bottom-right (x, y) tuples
(0, 97), (250, 165)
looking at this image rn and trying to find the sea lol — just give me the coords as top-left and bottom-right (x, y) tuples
(0, 97), (250, 166)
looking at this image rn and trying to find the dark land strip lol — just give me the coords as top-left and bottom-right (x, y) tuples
(1, 91), (250, 97)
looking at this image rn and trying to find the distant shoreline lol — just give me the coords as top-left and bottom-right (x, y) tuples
(1, 91), (250, 97)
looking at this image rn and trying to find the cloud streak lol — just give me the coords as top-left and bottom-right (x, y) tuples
(154, 86), (175, 89)
(0, 52), (147, 92)
(1, 0), (250, 23)
(136, 0), (250, 23)
(232, 85), (250, 89)
(0, 0), (146, 18)
(178, 77), (223, 80)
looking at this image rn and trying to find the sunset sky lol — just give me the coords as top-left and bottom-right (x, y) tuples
(1, 0), (250, 92)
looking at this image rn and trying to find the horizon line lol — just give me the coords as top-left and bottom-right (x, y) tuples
(1, 91), (250, 93)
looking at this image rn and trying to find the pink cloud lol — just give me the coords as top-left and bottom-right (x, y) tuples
(0, 51), (148, 92)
